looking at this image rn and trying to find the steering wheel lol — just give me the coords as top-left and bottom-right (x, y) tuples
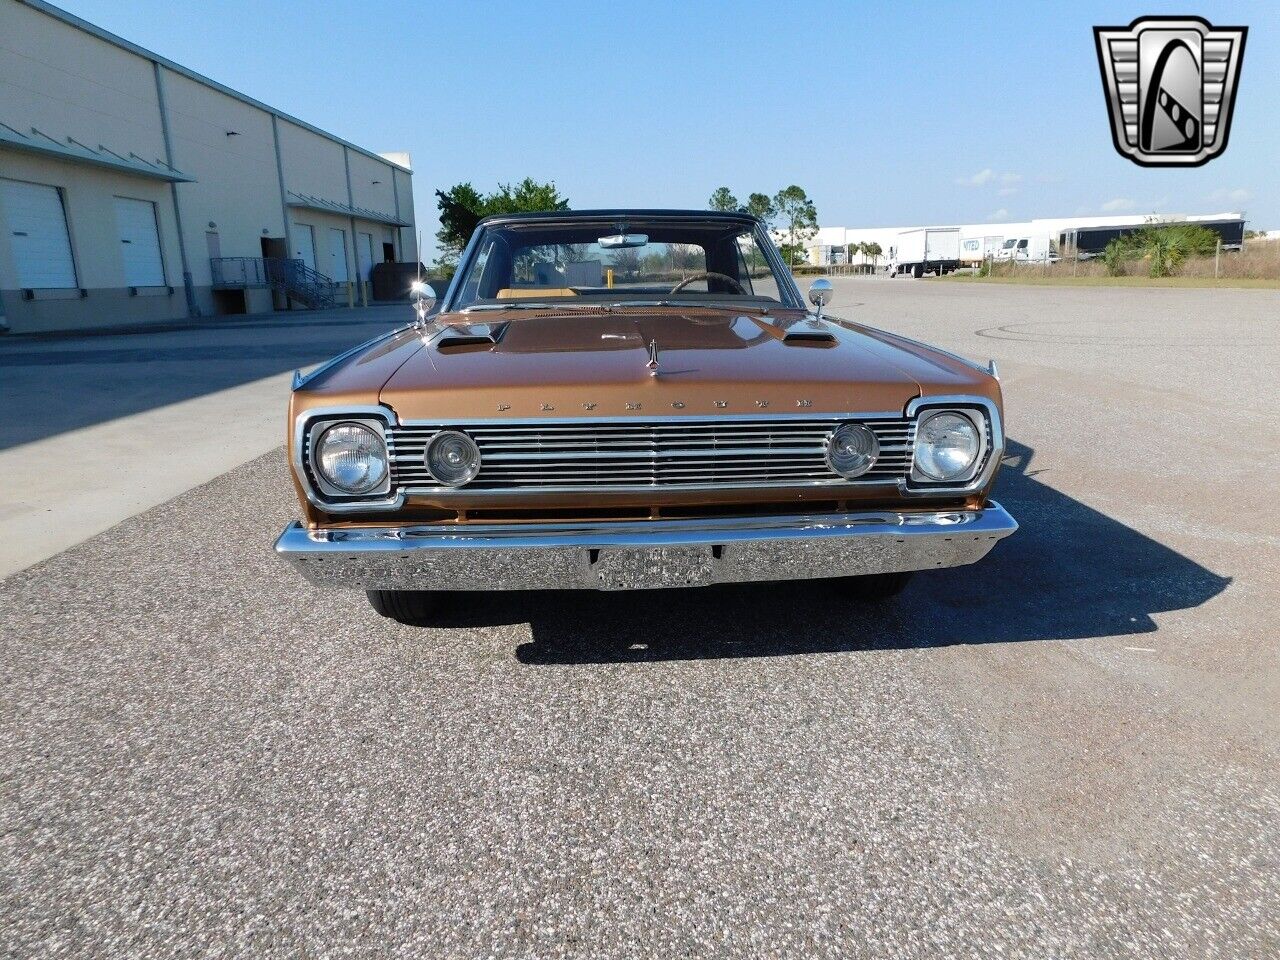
(669, 271), (745, 294)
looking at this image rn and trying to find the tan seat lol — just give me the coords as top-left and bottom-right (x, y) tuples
(496, 288), (578, 300)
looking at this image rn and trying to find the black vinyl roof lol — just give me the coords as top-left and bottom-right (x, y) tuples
(477, 209), (762, 227)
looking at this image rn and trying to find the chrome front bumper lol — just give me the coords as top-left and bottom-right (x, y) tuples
(275, 502), (1017, 592)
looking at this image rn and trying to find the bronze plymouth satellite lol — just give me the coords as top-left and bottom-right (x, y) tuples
(275, 210), (1016, 624)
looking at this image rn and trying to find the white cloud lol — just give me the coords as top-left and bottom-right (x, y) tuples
(1205, 187), (1251, 203)
(956, 168), (996, 187)
(1098, 197), (1168, 214)
(987, 208), (1010, 221)
(955, 169), (1024, 188)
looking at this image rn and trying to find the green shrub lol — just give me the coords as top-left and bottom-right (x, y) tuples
(1102, 224), (1219, 278)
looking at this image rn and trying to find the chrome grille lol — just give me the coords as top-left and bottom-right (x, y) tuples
(387, 417), (914, 490)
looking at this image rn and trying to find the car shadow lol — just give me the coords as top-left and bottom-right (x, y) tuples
(426, 438), (1230, 664)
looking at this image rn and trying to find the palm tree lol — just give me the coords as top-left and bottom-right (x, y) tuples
(863, 241), (883, 274)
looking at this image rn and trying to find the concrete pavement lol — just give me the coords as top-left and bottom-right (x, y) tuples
(1, 280), (1277, 956)
(0, 305), (409, 577)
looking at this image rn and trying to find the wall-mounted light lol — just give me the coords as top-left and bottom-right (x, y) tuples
(262, 228), (270, 235)
(226, 130), (240, 137)
(207, 221), (217, 229)
(371, 180), (382, 185)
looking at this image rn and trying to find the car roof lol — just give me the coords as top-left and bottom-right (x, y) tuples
(476, 208), (762, 227)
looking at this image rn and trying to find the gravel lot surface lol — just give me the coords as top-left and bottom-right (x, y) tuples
(2, 279), (1277, 957)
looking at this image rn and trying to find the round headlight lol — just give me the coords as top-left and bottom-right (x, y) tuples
(914, 411), (981, 481)
(314, 422), (388, 494)
(827, 422), (880, 478)
(425, 430), (481, 486)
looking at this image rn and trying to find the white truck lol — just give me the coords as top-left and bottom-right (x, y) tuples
(960, 235), (1005, 266)
(994, 235), (1058, 263)
(890, 227), (960, 278)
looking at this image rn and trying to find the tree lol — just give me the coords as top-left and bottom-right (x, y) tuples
(434, 183), (487, 267)
(433, 178), (569, 268)
(743, 192), (777, 226)
(773, 185), (818, 265)
(847, 242), (863, 267)
(708, 187), (740, 212)
(779, 242), (810, 267)
(863, 241), (883, 272)
(608, 247), (641, 278)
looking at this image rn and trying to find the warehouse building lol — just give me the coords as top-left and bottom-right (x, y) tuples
(0, 0), (416, 334)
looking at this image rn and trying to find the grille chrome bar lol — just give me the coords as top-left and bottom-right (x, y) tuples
(386, 416), (915, 490)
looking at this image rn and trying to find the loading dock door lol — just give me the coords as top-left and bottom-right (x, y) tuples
(113, 197), (165, 287)
(1, 178), (78, 289)
(292, 223), (316, 270)
(328, 228), (349, 282)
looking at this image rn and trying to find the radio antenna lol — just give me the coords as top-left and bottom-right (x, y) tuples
(412, 229), (427, 327)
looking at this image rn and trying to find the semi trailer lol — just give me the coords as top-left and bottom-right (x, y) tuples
(1063, 218), (1246, 259)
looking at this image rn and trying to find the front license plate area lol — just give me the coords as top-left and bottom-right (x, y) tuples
(590, 546), (717, 590)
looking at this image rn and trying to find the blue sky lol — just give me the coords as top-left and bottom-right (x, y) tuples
(57, 0), (1279, 256)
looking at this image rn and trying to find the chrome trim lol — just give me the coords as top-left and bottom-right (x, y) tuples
(397, 411), (905, 426)
(292, 405), (405, 513)
(307, 418), (393, 499)
(292, 401), (1003, 506)
(398, 478), (903, 498)
(387, 415), (914, 492)
(275, 502), (1018, 592)
(910, 410), (987, 485)
(988, 359), (1000, 380)
(898, 395), (1004, 498)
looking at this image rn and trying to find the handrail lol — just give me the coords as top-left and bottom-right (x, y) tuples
(210, 256), (341, 308)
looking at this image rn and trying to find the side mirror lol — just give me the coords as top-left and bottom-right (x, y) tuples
(808, 278), (834, 317)
(410, 280), (437, 321)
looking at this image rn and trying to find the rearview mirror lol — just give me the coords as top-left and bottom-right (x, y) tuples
(599, 233), (648, 249)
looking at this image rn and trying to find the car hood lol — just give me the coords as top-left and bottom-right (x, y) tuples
(376, 307), (964, 421)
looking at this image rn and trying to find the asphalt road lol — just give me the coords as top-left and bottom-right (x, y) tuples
(2, 279), (1277, 957)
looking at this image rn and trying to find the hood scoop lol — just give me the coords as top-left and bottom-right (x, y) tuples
(752, 315), (838, 348)
(782, 329), (837, 347)
(435, 321), (510, 353)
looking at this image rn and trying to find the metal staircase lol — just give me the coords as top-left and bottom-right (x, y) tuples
(210, 257), (342, 310)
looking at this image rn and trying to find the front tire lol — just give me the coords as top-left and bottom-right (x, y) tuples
(839, 571), (914, 601)
(366, 589), (441, 625)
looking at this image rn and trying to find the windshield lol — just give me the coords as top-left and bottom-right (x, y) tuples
(448, 216), (799, 311)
